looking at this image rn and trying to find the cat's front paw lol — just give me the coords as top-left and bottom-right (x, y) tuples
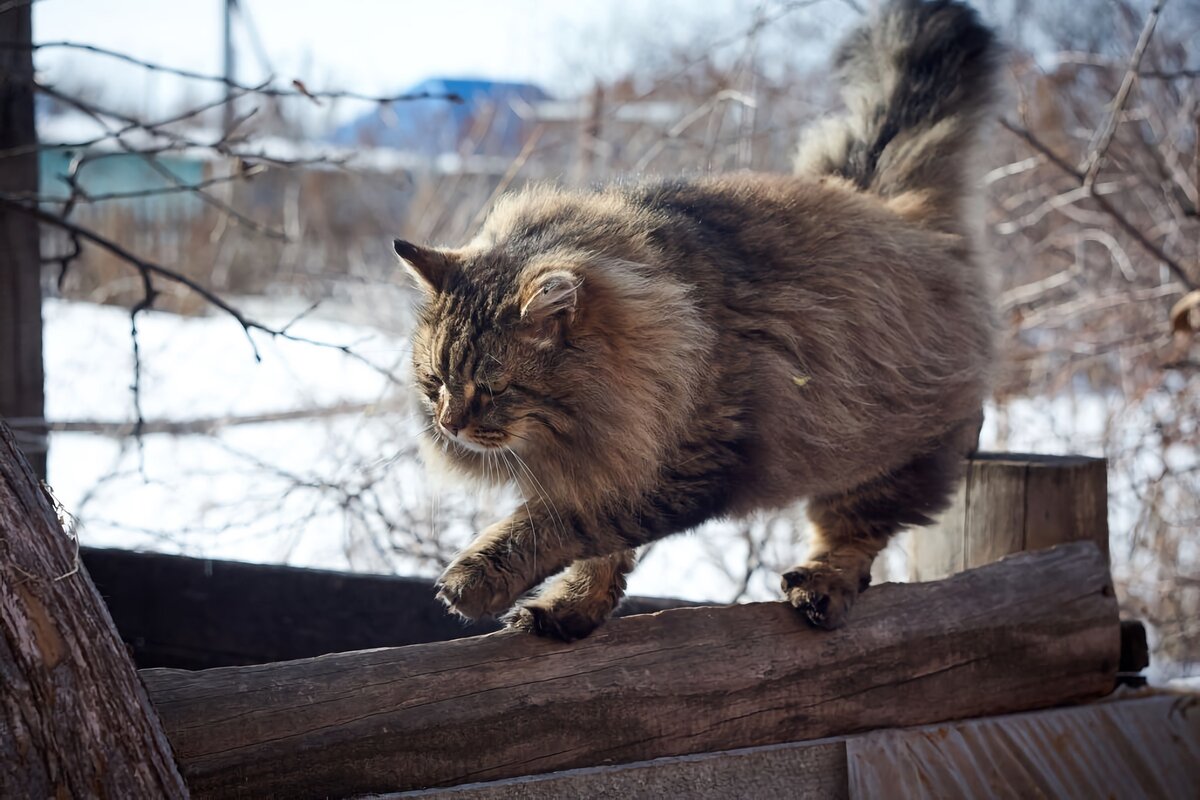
(504, 600), (605, 642)
(435, 553), (521, 620)
(781, 562), (868, 630)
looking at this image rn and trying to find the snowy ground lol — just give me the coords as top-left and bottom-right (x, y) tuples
(41, 296), (1197, 678)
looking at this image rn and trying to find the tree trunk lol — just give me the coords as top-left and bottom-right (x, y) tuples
(0, 422), (189, 798)
(144, 542), (1118, 799)
(0, 4), (46, 479)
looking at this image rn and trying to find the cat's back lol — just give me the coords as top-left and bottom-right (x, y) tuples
(621, 172), (972, 295)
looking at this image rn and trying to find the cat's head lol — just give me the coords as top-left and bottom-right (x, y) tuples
(396, 237), (587, 468)
(395, 188), (711, 501)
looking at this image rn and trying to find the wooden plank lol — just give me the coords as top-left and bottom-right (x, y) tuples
(847, 694), (1200, 799)
(81, 547), (698, 670)
(390, 739), (848, 799)
(81, 547), (497, 669)
(0, 4), (46, 478)
(0, 423), (188, 797)
(142, 543), (1120, 799)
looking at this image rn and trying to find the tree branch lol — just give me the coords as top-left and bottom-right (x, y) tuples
(0, 196), (404, 384)
(0, 39), (464, 105)
(1001, 118), (1197, 291)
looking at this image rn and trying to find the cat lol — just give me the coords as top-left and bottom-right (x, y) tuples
(395, 0), (1001, 641)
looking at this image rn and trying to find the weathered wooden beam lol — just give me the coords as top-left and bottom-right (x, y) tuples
(911, 453), (1108, 582)
(81, 547), (696, 669)
(0, 422), (188, 797)
(143, 542), (1119, 799)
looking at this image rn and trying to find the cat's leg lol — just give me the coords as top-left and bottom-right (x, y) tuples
(783, 435), (969, 629)
(505, 549), (638, 641)
(438, 443), (738, 621)
(436, 503), (586, 620)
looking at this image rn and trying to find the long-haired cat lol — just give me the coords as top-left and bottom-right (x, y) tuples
(395, 0), (1001, 640)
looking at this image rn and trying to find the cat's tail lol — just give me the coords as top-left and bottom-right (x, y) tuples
(794, 0), (1001, 232)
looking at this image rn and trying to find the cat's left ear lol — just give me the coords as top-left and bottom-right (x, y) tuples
(394, 238), (454, 294)
(519, 270), (579, 345)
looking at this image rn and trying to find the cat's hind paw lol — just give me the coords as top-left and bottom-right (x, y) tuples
(504, 600), (605, 642)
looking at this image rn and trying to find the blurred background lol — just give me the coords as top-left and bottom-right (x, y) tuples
(6, 0), (1198, 677)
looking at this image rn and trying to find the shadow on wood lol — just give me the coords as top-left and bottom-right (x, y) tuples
(142, 542), (1119, 799)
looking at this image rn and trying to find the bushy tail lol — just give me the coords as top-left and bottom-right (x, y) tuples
(794, 0), (1001, 230)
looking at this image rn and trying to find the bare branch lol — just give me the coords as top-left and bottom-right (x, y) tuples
(0, 196), (404, 383)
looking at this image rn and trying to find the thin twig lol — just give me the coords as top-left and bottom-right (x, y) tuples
(1081, 0), (1165, 188)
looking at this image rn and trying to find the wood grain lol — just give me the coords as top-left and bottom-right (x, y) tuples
(143, 542), (1119, 799)
(1024, 457), (1109, 559)
(0, 422), (189, 797)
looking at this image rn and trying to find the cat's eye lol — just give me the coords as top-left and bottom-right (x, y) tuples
(420, 374), (443, 400)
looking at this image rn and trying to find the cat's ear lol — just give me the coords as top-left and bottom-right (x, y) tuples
(519, 270), (579, 345)
(394, 238), (453, 294)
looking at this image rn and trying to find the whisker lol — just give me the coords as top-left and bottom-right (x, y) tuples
(500, 448), (536, 576)
(506, 446), (568, 550)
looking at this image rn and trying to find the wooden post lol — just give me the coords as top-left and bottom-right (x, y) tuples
(910, 453), (1108, 582)
(0, 4), (46, 479)
(143, 543), (1117, 799)
(0, 423), (189, 798)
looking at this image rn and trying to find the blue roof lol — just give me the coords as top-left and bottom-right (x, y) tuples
(330, 77), (551, 157)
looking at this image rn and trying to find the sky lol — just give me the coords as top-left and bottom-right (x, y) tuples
(32, 0), (851, 123)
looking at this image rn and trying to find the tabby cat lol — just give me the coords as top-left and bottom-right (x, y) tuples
(395, 0), (1001, 640)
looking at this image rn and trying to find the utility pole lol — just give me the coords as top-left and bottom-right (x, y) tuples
(222, 0), (237, 138)
(0, 3), (46, 479)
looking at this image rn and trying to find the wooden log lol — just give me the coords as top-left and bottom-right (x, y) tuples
(0, 3), (46, 478)
(0, 423), (189, 797)
(81, 546), (697, 669)
(143, 542), (1119, 799)
(910, 453), (1108, 582)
